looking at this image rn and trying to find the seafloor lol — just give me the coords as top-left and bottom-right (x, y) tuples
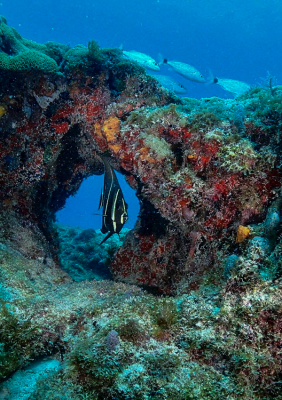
(1, 17), (282, 399)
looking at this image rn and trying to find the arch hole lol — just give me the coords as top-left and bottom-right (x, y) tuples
(55, 172), (139, 282)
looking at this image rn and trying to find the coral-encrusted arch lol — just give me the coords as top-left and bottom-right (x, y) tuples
(0, 23), (281, 293)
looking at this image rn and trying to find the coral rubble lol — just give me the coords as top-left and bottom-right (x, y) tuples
(1, 19), (282, 399)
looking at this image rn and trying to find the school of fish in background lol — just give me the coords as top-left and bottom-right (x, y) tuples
(122, 48), (251, 97)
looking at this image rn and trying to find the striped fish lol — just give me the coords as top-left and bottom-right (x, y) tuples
(99, 158), (128, 245)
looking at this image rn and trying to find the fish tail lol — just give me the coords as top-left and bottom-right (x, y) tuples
(158, 53), (166, 65)
(206, 68), (218, 85)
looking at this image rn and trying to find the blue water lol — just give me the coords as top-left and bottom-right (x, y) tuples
(56, 173), (139, 230)
(3, 0), (282, 230)
(4, 0), (282, 98)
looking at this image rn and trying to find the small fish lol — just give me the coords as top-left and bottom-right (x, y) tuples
(152, 74), (187, 94)
(160, 58), (205, 83)
(123, 50), (160, 71)
(212, 77), (251, 97)
(99, 158), (128, 245)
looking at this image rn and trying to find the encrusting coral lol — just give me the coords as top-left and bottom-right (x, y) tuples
(1, 18), (282, 399)
(0, 16), (58, 73)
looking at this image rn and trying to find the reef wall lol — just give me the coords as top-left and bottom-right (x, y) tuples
(1, 18), (282, 295)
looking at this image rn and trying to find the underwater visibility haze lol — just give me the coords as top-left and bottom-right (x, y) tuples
(1, 1), (282, 399)
(3, 0), (282, 95)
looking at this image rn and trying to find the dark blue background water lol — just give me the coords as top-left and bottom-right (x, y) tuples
(2, 0), (282, 230)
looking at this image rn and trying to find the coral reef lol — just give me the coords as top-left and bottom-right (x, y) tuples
(0, 16), (58, 73)
(56, 224), (130, 281)
(0, 19), (282, 295)
(1, 19), (282, 399)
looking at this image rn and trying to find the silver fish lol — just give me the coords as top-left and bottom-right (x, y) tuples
(161, 58), (205, 83)
(152, 74), (187, 94)
(213, 77), (250, 97)
(123, 50), (160, 71)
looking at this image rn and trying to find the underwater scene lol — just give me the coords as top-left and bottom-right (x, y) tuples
(1, 1), (282, 399)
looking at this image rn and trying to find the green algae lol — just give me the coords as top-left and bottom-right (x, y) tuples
(0, 16), (58, 73)
(188, 110), (221, 131)
(67, 339), (122, 392)
(0, 300), (42, 379)
(88, 40), (105, 64)
(152, 298), (179, 330)
(0, 51), (58, 73)
(63, 44), (89, 71)
(117, 318), (147, 344)
(45, 41), (70, 64)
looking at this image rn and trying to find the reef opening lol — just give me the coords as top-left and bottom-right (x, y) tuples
(56, 171), (139, 231)
(55, 172), (140, 282)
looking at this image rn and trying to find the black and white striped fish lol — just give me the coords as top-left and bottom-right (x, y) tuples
(99, 158), (128, 245)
